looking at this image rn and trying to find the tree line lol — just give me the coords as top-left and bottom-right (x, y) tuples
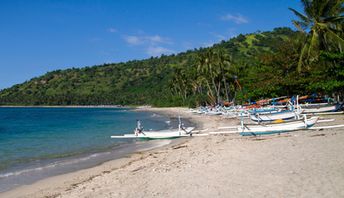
(0, 0), (343, 107)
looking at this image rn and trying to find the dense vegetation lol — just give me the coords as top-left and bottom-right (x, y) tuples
(0, 0), (343, 107)
(0, 28), (300, 106)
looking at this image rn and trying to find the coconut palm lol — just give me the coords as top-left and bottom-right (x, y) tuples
(196, 47), (233, 104)
(170, 65), (189, 101)
(289, 0), (344, 71)
(213, 48), (232, 101)
(196, 49), (217, 104)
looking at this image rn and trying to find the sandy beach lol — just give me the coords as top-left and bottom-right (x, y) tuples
(1, 107), (344, 198)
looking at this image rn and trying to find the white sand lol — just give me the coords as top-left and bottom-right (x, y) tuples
(1, 107), (344, 198)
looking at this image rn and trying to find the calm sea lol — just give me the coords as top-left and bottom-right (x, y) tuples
(0, 107), (173, 192)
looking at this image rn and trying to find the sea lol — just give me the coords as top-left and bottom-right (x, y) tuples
(0, 107), (175, 192)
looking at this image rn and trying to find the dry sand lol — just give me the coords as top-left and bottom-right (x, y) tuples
(1, 107), (344, 198)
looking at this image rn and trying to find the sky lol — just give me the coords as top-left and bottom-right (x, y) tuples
(0, 0), (302, 90)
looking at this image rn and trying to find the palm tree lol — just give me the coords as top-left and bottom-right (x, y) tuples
(213, 48), (232, 102)
(196, 49), (217, 104)
(289, 0), (344, 71)
(196, 48), (233, 104)
(170, 65), (189, 101)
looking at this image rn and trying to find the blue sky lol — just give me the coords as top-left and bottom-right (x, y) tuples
(0, 0), (302, 89)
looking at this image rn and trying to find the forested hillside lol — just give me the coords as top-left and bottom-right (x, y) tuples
(0, 27), (342, 106)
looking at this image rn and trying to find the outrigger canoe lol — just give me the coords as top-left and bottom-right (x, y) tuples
(250, 110), (301, 122)
(110, 117), (195, 140)
(240, 116), (319, 136)
(302, 103), (344, 114)
(113, 127), (195, 139)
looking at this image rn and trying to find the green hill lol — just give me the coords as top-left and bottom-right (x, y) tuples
(0, 27), (326, 106)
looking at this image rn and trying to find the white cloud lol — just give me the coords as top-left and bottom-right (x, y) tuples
(108, 28), (118, 33)
(123, 33), (174, 56)
(221, 14), (248, 24)
(146, 35), (164, 43)
(146, 46), (174, 56)
(123, 35), (143, 45)
(123, 34), (172, 45)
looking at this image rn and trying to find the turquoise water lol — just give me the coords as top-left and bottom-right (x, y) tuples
(0, 107), (171, 191)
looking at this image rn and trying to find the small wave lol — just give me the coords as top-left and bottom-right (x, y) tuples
(136, 140), (172, 152)
(165, 120), (171, 125)
(150, 113), (162, 118)
(0, 152), (106, 179)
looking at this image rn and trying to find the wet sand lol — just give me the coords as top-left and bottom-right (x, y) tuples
(1, 107), (344, 198)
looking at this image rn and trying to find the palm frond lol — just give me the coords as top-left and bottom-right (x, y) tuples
(297, 42), (309, 72)
(291, 0), (344, 72)
(325, 28), (344, 51)
(324, 0), (343, 16)
(292, 20), (308, 32)
(322, 16), (344, 24)
(301, 0), (313, 18)
(307, 29), (319, 58)
(289, 7), (311, 24)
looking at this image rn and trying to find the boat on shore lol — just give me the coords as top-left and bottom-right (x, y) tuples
(111, 117), (195, 139)
(250, 110), (301, 122)
(240, 116), (319, 136)
(248, 107), (279, 115)
(302, 103), (344, 114)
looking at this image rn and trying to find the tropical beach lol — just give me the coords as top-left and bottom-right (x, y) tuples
(0, 107), (343, 198)
(0, 0), (344, 197)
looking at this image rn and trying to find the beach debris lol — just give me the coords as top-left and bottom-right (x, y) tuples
(310, 133), (326, 137)
(172, 145), (188, 150)
(131, 166), (146, 172)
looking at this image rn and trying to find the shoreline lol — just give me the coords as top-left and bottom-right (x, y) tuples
(0, 105), (129, 108)
(0, 140), (176, 193)
(1, 107), (344, 197)
(0, 107), (194, 196)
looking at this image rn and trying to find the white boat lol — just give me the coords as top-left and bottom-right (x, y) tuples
(250, 110), (300, 122)
(205, 111), (222, 115)
(302, 104), (343, 114)
(300, 103), (329, 107)
(110, 117), (195, 139)
(248, 107), (279, 115)
(240, 116), (319, 136)
(120, 127), (195, 139)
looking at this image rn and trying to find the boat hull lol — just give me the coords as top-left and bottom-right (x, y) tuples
(250, 111), (299, 122)
(133, 127), (195, 139)
(240, 117), (318, 136)
(303, 104), (343, 113)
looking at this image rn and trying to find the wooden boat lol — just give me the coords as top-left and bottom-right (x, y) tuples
(250, 110), (300, 122)
(119, 127), (195, 139)
(302, 103), (343, 114)
(110, 118), (195, 140)
(248, 107), (279, 115)
(240, 116), (319, 136)
(256, 96), (288, 105)
(205, 110), (222, 115)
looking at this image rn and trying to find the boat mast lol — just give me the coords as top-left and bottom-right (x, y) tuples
(178, 116), (181, 135)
